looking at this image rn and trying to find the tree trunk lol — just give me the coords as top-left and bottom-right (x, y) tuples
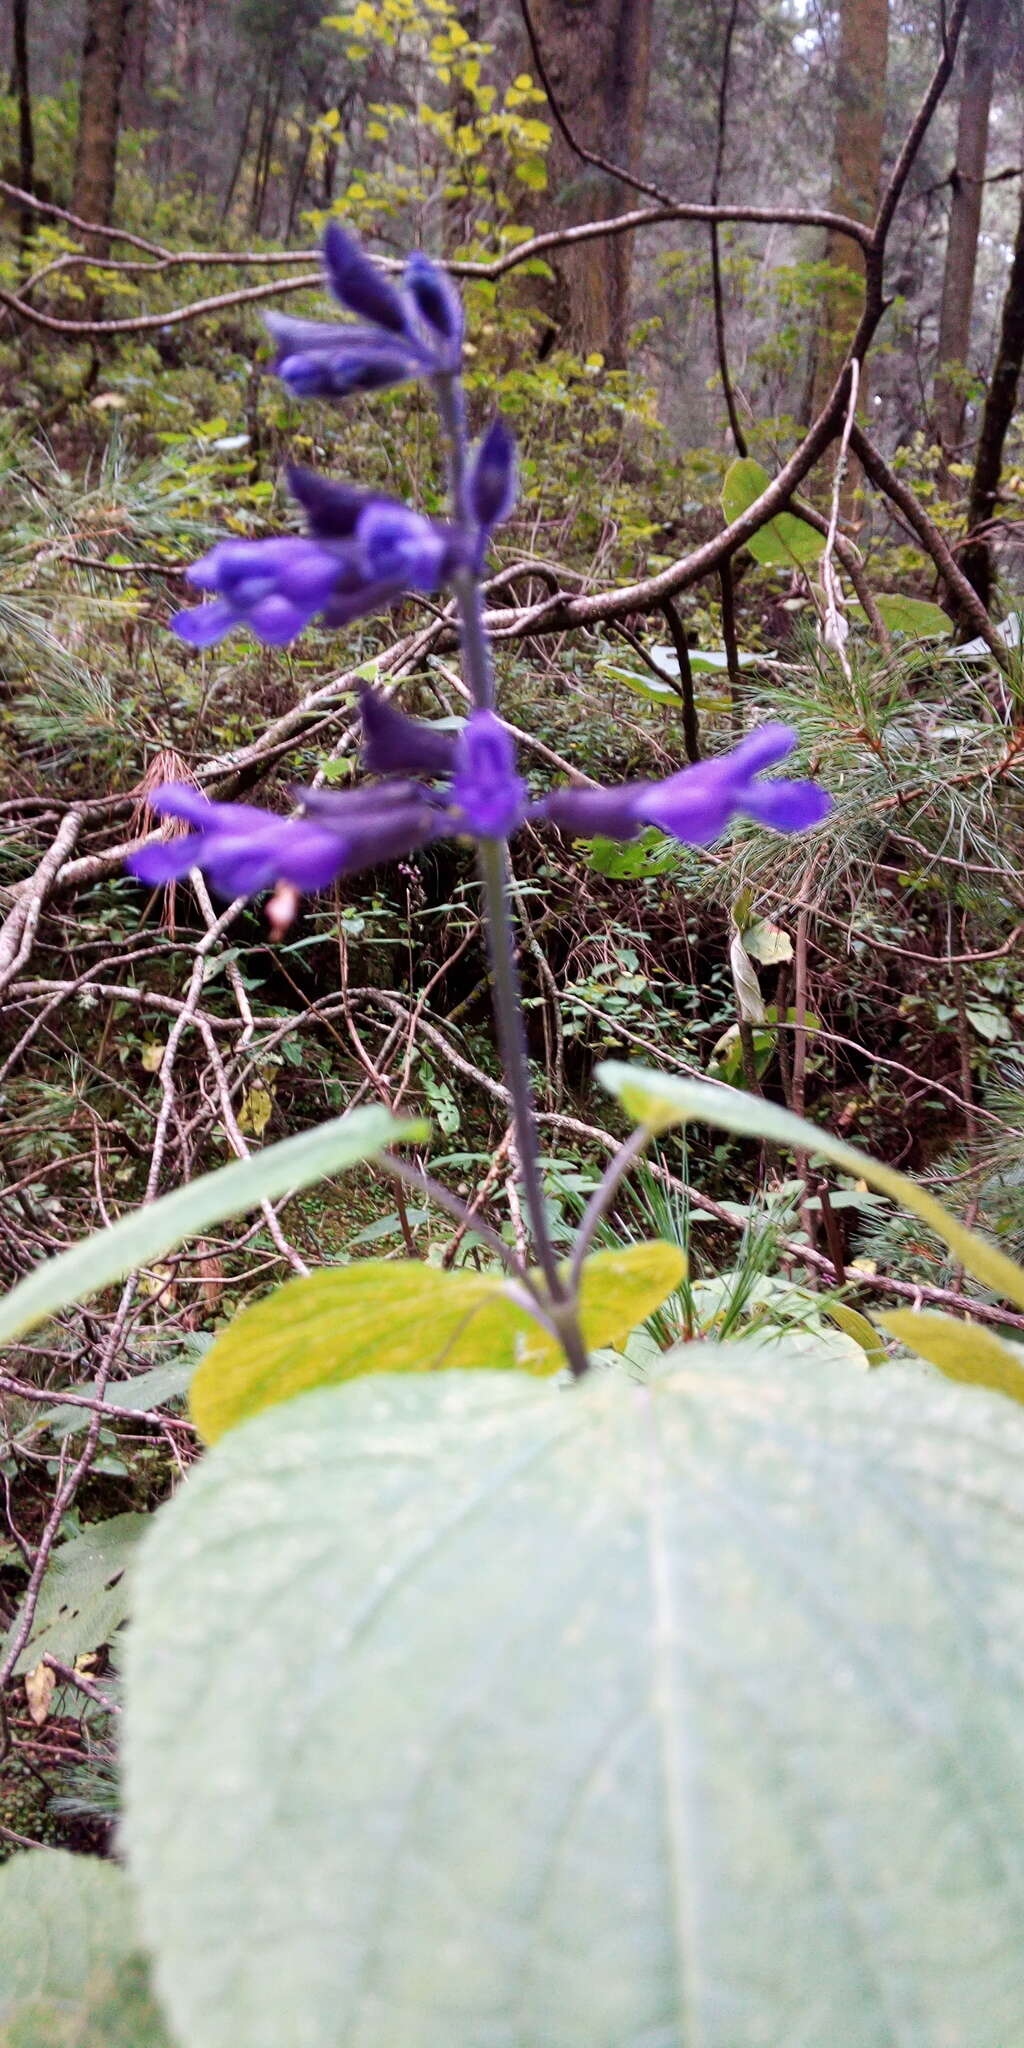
(11, 0), (35, 246)
(122, 0), (151, 129)
(809, 0), (889, 418)
(221, 87), (256, 224)
(72, 0), (135, 252)
(521, 0), (654, 366)
(960, 183), (1024, 607)
(933, 0), (1002, 461)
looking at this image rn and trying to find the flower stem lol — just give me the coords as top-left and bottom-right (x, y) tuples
(476, 842), (590, 1378)
(435, 368), (589, 1378)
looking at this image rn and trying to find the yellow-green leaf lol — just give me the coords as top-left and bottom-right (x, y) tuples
(237, 1087), (273, 1139)
(721, 457), (825, 568)
(877, 1309), (1024, 1404)
(518, 1242), (687, 1372)
(596, 1062), (1024, 1314)
(190, 1241), (687, 1442)
(826, 1301), (887, 1367)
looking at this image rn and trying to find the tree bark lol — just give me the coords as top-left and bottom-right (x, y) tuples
(11, 0), (35, 246)
(72, 0), (135, 253)
(809, 0), (889, 419)
(521, 0), (654, 366)
(933, 0), (1002, 460)
(960, 182), (1024, 607)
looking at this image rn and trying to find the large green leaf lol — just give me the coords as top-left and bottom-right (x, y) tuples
(0, 1851), (169, 2047)
(0, 1107), (424, 1346)
(190, 1241), (687, 1441)
(4, 1511), (147, 1677)
(596, 1061), (1024, 1313)
(721, 457), (825, 567)
(849, 593), (951, 637)
(125, 1353), (1024, 2048)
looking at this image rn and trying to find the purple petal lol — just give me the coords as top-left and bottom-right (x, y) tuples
(449, 711), (527, 840)
(261, 820), (353, 892)
(245, 594), (310, 645)
(286, 465), (370, 539)
(541, 784), (648, 841)
(359, 689), (459, 777)
(403, 252), (463, 352)
(468, 417), (517, 532)
(328, 803), (442, 873)
(640, 772), (734, 846)
(128, 836), (203, 884)
(320, 579), (407, 629)
(322, 224), (411, 335)
(171, 601), (235, 648)
(291, 778), (423, 821)
(742, 780), (833, 832)
(146, 783), (216, 827)
(726, 722), (797, 776)
(264, 314), (423, 397)
(357, 503), (456, 592)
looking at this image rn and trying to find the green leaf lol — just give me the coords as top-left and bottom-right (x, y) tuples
(849, 593), (951, 637)
(4, 1511), (147, 1676)
(0, 1108), (425, 1346)
(649, 642), (775, 674)
(721, 457), (825, 567)
(0, 1851), (170, 2047)
(190, 1242), (687, 1442)
(826, 1299), (887, 1367)
(742, 916), (793, 966)
(597, 662), (682, 706)
(125, 1352), (1024, 2047)
(597, 1060), (1024, 1313)
(877, 1308), (1024, 1403)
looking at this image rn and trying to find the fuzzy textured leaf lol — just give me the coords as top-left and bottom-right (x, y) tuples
(0, 1851), (169, 2047)
(125, 1351), (1024, 2048)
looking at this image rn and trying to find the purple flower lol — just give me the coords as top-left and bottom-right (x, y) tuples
(540, 724), (831, 848)
(129, 780), (442, 900)
(265, 228), (462, 400)
(467, 417), (517, 535)
(448, 710), (527, 839)
(170, 487), (469, 650)
(128, 695), (530, 907)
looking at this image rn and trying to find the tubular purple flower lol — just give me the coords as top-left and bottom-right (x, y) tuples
(448, 710), (528, 841)
(263, 230), (464, 400)
(467, 418), (517, 535)
(403, 252), (464, 358)
(285, 465), (372, 539)
(322, 222), (410, 335)
(264, 312), (428, 400)
(358, 688), (459, 778)
(128, 787), (357, 896)
(170, 487), (470, 649)
(172, 536), (353, 648)
(541, 723), (831, 848)
(129, 781), (442, 901)
(357, 501), (465, 591)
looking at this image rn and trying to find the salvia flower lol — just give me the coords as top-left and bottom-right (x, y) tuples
(265, 225), (462, 400)
(170, 482), (471, 649)
(129, 703), (828, 911)
(540, 724), (831, 847)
